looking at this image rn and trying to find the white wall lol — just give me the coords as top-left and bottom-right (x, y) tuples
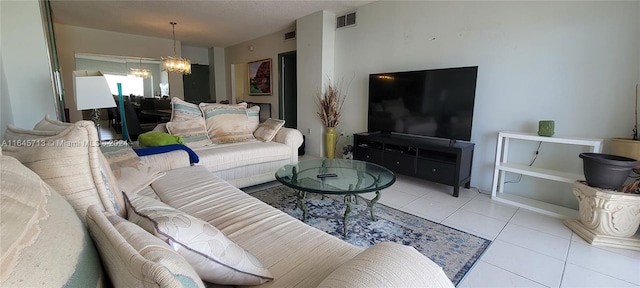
(297, 11), (336, 157)
(225, 24), (296, 118)
(1, 0), (57, 133)
(54, 24), (185, 122)
(182, 45), (209, 65)
(332, 1), (640, 207)
(213, 47), (227, 102)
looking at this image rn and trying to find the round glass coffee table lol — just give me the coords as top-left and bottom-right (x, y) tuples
(275, 158), (396, 236)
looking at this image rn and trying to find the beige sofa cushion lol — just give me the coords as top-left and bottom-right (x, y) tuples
(100, 145), (166, 194)
(124, 192), (273, 285)
(149, 166), (363, 287)
(199, 102), (255, 144)
(166, 117), (213, 148)
(193, 141), (291, 172)
(6, 121), (125, 220)
(33, 114), (73, 131)
(317, 242), (454, 287)
(1, 155), (105, 287)
(86, 205), (205, 288)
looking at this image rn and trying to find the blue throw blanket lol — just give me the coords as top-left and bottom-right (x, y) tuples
(134, 144), (199, 164)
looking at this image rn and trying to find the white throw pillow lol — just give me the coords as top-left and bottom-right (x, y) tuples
(123, 192), (273, 285)
(33, 115), (73, 132)
(3, 124), (60, 143)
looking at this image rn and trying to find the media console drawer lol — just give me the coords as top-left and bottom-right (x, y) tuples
(354, 148), (383, 165)
(417, 160), (455, 184)
(383, 153), (416, 175)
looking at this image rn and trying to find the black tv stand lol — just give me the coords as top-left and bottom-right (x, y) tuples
(353, 132), (474, 197)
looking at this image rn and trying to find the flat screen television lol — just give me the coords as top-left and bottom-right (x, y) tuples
(368, 66), (478, 141)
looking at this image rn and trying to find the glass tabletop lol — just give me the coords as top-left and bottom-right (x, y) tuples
(275, 159), (396, 194)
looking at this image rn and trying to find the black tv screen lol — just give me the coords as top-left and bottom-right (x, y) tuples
(368, 66), (478, 141)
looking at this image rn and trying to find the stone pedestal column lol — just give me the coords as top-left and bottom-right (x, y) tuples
(564, 181), (640, 251)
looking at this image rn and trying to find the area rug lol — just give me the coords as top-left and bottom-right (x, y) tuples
(247, 184), (491, 286)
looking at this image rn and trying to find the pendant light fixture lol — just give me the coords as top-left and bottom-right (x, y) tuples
(161, 22), (191, 75)
(129, 58), (151, 78)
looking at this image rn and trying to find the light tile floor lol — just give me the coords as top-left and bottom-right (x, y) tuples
(282, 155), (640, 287)
(355, 173), (640, 287)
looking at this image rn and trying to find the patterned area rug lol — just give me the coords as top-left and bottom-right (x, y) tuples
(248, 185), (491, 286)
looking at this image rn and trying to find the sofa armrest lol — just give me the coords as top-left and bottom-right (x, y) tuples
(316, 242), (454, 288)
(139, 150), (191, 172)
(273, 127), (303, 162)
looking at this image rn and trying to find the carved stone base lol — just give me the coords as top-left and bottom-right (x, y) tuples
(564, 219), (640, 251)
(565, 181), (640, 250)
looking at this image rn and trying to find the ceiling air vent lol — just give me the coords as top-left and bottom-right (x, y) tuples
(284, 30), (296, 40)
(336, 11), (356, 29)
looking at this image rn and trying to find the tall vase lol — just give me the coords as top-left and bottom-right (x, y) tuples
(325, 127), (337, 159)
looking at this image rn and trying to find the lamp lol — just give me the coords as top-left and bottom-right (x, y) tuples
(73, 70), (116, 142)
(129, 58), (151, 78)
(161, 22), (191, 75)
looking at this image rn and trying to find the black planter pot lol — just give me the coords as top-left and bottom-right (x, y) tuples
(579, 153), (639, 190)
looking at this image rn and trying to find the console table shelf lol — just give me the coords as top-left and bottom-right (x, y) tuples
(495, 163), (584, 184)
(491, 131), (603, 218)
(354, 132), (475, 197)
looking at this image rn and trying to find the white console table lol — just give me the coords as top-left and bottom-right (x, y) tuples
(491, 131), (603, 218)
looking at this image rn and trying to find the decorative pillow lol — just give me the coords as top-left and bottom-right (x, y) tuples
(166, 117), (213, 148)
(152, 123), (169, 133)
(124, 192), (274, 285)
(1, 155), (105, 287)
(171, 97), (203, 122)
(33, 114), (73, 132)
(86, 206), (205, 288)
(246, 105), (261, 132)
(199, 102), (255, 144)
(100, 144), (166, 194)
(254, 118), (286, 142)
(7, 121), (125, 221)
(138, 132), (185, 147)
(3, 124), (60, 143)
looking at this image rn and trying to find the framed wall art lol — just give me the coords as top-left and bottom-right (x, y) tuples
(248, 58), (272, 96)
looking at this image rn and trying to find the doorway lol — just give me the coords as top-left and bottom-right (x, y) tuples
(278, 51), (297, 128)
(183, 64), (210, 104)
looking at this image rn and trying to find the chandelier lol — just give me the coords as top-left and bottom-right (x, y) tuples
(161, 22), (191, 75)
(129, 58), (151, 78)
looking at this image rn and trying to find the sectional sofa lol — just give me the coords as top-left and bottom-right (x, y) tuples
(1, 120), (454, 287)
(147, 98), (304, 188)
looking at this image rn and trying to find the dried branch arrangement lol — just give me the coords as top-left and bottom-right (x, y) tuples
(316, 79), (348, 128)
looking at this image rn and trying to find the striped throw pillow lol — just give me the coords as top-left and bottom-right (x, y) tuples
(254, 118), (285, 142)
(199, 102), (255, 144)
(246, 105), (260, 132)
(170, 97), (203, 122)
(166, 117), (212, 148)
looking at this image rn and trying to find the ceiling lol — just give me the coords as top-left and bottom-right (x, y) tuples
(50, 0), (374, 48)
